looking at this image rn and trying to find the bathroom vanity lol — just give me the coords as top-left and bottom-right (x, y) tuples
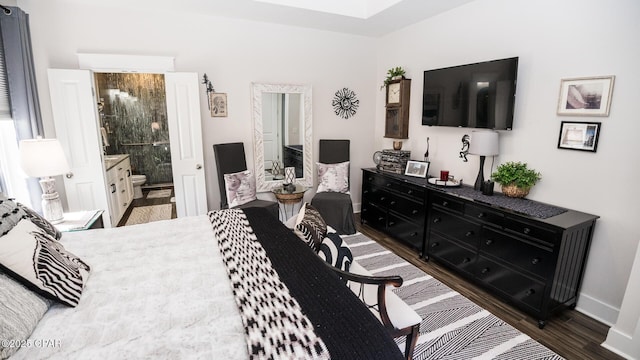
(104, 154), (134, 226)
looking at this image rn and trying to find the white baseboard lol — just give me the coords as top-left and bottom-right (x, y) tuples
(602, 327), (638, 360)
(576, 292), (619, 326)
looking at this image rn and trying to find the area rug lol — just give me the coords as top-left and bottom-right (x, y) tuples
(146, 189), (172, 199)
(124, 204), (172, 226)
(341, 233), (564, 360)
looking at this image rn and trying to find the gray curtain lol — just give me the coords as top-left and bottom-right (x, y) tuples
(0, 6), (43, 210)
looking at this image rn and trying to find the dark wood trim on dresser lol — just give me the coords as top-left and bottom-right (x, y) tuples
(361, 168), (599, 329)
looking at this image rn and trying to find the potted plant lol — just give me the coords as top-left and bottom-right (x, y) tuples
(490, 161), (541, 198)
(380, 66), (406, 90)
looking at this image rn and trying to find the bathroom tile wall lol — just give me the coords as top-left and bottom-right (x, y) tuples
(95, 73), (173, 185)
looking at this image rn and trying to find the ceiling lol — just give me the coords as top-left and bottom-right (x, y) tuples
(69, 0), (477, 37)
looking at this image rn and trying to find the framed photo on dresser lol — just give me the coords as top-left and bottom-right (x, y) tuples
(404, 160), (429, 178)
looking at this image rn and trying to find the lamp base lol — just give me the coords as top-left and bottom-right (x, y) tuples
(39, 178), (64, 224)
(474, 156), (486, 191)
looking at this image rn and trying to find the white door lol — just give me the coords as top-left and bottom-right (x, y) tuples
(262, 93), (282, 170)
(47, 69), (112, 226)
(165, 72), (207, 217)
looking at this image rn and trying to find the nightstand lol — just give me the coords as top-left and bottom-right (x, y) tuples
(55, 210), (105, 232)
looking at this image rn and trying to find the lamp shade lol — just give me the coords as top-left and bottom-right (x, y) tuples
(19, 138), (70, 177)
(468, 130), (499, 156)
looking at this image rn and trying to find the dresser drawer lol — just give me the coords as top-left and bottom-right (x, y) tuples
(387, 213), (423, 250)
(480, 227), (554, 278)
(361, 203), (386, 228)
(465, 204), (504, 227)
(429, 209), (481, 249)
(503, 217), (557, 245)
(388, 181), (425, 200)
(364, 172), (388, 188)
(476, 256), (546, 312)
(428, 233), (476, 276)
(362, 186), (391, 208)
(430, 193), (464, 214)
(388, 194), (425, 223)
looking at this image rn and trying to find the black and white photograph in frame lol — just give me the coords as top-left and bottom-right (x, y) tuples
(210, 92), (228, 117)
(331, 87), (359, 119)
(557, 76), (614, 116)
(557, 121), (601, 152)
(404, 160), (430, 178)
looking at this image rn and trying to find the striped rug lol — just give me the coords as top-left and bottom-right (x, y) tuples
(341, 233), (564, 360)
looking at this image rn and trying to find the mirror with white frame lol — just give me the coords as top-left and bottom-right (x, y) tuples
(252, 83), (313, 192)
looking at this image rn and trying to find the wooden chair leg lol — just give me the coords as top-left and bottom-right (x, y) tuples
(404, 323), (420, 360)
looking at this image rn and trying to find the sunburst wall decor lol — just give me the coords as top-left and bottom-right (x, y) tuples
(332, 88), (359, 119)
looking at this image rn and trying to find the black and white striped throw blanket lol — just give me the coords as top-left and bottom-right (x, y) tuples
(209, 208), (404, 360)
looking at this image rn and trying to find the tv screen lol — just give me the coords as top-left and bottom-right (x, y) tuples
(422, 57), (518, 130)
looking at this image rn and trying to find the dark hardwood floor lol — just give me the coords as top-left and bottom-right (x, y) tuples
(354, 215), (623, 360)
(117, 186), (177, 227)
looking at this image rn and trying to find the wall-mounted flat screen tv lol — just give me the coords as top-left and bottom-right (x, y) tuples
(422, 57), (518, 130)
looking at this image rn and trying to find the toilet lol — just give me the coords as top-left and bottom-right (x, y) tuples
(131, 174), (147, 199)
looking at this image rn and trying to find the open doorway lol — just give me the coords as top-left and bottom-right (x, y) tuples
(94, 73), (175, 226)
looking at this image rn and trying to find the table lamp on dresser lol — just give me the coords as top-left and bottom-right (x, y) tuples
(468, 130), (499, 191)
(19, 137), (70, 224)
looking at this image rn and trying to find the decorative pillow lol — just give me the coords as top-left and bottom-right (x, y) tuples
(17, 202), (62, 240)
(0, 197), (28, 236)
(318, 232), (353, 272)
(0, 220), (91, 307)
(294, 203), (327, 251)
(317, 161), (350, 193)
(0, 271), (52, 359)
(224, 170), (257, 208)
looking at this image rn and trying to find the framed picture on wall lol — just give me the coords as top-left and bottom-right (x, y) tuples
(557, 76), (614, 116)
(557, 121), (601, 152)
(210, 93), (228, 117)
(404, 160), (430, 178)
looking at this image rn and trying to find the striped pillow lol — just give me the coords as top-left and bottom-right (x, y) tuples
(0, 220), (90, 307)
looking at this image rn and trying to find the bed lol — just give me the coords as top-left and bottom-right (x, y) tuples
(1, 200), (404, 360)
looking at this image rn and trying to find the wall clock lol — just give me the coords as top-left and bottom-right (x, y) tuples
(384, 78), (411, 139)
(332, 87), (359, 119)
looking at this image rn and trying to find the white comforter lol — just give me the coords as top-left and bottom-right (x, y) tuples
(12, 215), (247, 360)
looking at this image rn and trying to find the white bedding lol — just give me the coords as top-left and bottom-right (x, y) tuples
(12, 215), (247, 360)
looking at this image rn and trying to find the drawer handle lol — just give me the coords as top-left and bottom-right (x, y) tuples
(465, 231), (474, 237)
(377, 217), (384, 222)
(523, 227), (531, 235)
(380, 196), (386, 201)
(362, 208), (368, 213)
(386, 183), (391, 187)
(442, 201), (449, 207)
(531, 257), (540, 265)
(477, 212), (485, 218)
(388, 221), (395, 226)
(409, 232), (418, 237)
(462, 257), (471, 263)
(389, 201), (396, 206)
(111, 184), (116, 193)
(481, 267), (490, 274)
(431, 242), (440, 248)
(525, 289), (536, 296)
(362, 219), (368, 224)
(407, 190), (413, 194)
(363, 190), (369, 194)
(433, 218), (441, 223)
(412, 209), (418, 215)
(485, 239), (493, 246)
(127, 169), (131, 177)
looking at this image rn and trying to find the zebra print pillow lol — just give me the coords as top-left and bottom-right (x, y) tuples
(0, 220), (90, 307)
(17, 202), (62, 240)
(294, 203), (327, 251)
(318, 232), (353, 271)
(0, 197), (28, 236)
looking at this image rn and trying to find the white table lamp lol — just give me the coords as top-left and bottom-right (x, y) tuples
(19, 138), (70, 224)
(468, 130), (499, 191)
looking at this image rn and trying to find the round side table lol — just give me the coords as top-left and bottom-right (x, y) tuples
(271, 184), (308, 220)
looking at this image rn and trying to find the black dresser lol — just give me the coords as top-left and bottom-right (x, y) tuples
(361, 168), (599, 328)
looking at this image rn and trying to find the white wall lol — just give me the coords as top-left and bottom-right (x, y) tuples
(19, 0), (378, 211)
(375, 0), (640, 330)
